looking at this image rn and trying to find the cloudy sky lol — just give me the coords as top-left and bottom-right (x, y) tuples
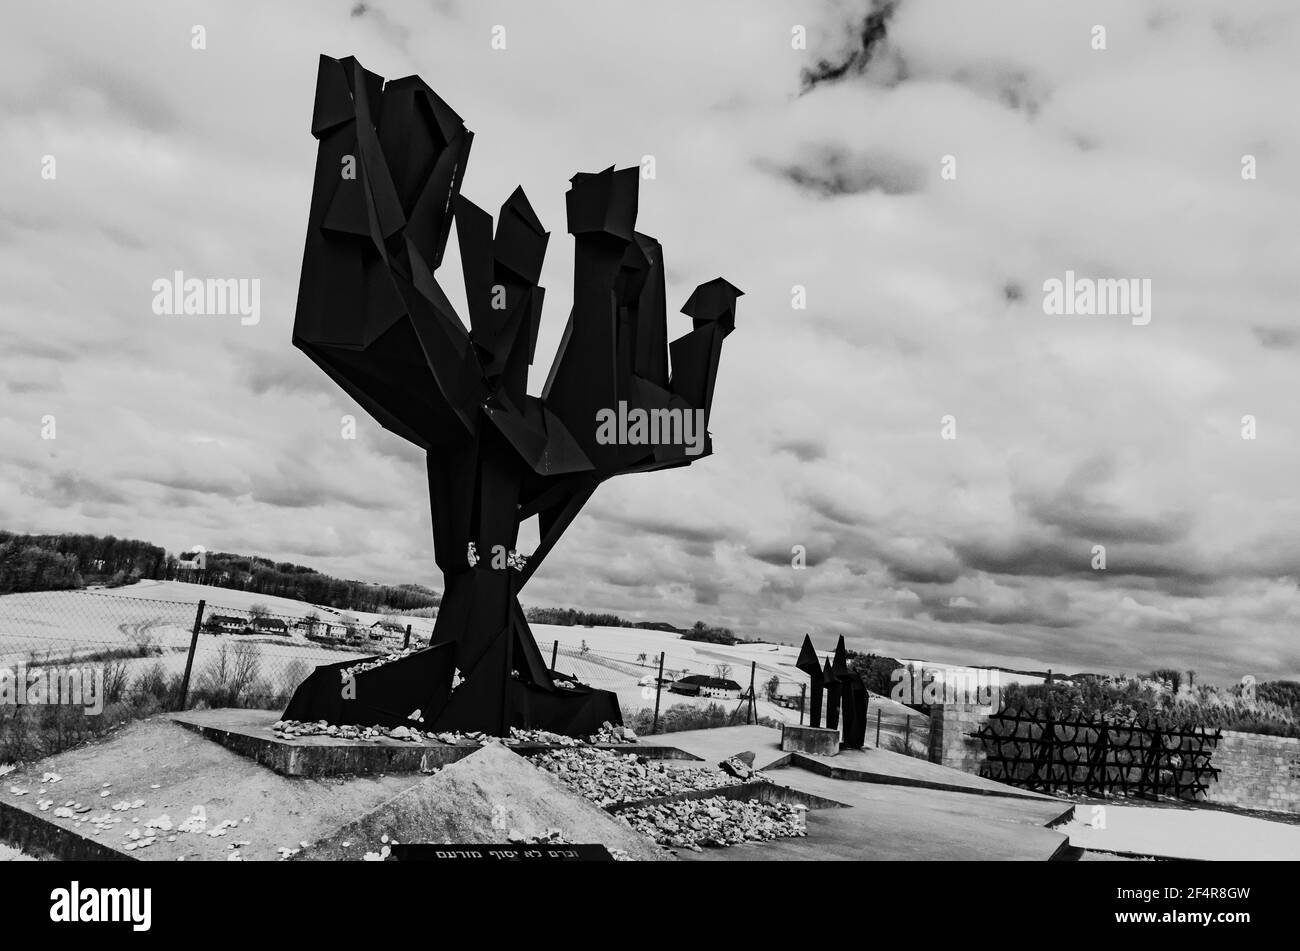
(2, 0), (1297, 682)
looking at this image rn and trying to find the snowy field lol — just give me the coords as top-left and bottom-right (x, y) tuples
(0, 580), (972, 730)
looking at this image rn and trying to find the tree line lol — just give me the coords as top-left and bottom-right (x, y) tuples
(0, 532), (166, 593)
(0, 529), (440, 614)
(167, 551), (440, 613)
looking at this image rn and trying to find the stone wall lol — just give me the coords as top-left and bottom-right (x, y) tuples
(927, 703), (993, 774)
(926, 710), (1300, 816)
(1205, 730), (1300, 814)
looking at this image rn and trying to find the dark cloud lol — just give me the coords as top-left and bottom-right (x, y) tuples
(773, 438), (827, 462)
(692, 580), (721, 605)
(1017, 456), (1195, 546)
(758, 575), (806, 607)
(605, 513), (731, 546)
(749, 544), (830, 569)
(800, 0), (900, 92)
(40, 471), (127, 506)
(760, 145), (924, 197)
(911, 587), (1076, 629)
(1251, 325), (1299, 350)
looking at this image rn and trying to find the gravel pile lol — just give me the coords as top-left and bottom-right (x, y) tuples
(339, 649), (422, 679)
(530, 747), (747, 806)
(588, 722), (638, 744)
(508, 727), (582, 746)
(271, 720), (632, 747)
(620, 798), (807, 851)
(271, 720), (433, 742)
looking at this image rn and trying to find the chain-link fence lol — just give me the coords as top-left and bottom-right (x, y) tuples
(0, 590), (426, 715)
(2, 588), (908, 757)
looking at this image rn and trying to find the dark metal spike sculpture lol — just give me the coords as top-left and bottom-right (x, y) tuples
(282, 54), (741, 737)
(796, 634), (824, 728)
(822, 659), (840, 731)
(832, 635), (868, 749)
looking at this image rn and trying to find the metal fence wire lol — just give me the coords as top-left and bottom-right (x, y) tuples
(0, 590), (818, 734)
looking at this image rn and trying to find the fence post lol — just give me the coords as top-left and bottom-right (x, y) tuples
(651, 652), (665, 734)
(748, 661), (757, 725)
(800, 683), (806, 725)
(178, 599), (205, 711)
(551, 640), (559, 671)
(403, 625), (411, 650)
(876, 708), (882, 746)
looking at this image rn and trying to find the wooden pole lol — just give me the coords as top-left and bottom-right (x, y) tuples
(178, 599), (205, 711)
(651, 652), (666, 734)
(748, 661), (757, 725)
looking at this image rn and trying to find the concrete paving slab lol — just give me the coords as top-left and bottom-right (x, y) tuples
(0, 717), (430, 861)
(1057, 803), (1300, 861)
(652, 725), (1056, 801)
(680, 773), (1070, 861)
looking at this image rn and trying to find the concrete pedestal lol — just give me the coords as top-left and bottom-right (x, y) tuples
(781, 723), (840, 757)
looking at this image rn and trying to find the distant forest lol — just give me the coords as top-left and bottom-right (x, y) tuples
(523, 606), (748, 645)
(0, 530), (440, 613)
(0, 531), (165, 593)
(180, 551), (440, 613)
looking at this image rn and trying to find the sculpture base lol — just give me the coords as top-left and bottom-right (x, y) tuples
(780, 723), (840, 757)
(281, 642), (621, 738)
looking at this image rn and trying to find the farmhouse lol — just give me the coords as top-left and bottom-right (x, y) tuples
(251, 617), (288, 636)
(669, 674), (742, 700)
(369, 620), (406, 640)
(207, 615), (245, 634)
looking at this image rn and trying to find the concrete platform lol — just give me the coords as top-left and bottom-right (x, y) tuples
(0, 715), (703, 862)
(678, 761), (1072, 861)
(787, 747), (1058, 802)
(1056, 803), (1300, 861)
(0, 717), (443, 861)
(652, 725), (1072, 860)
(172, 709), (699, 777)
(652, 725), (1055, 801)
(3, 714), (1073, 862)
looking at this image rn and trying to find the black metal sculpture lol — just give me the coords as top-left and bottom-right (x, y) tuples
(796, 634), (824, 727)
(282, 54), (741, 737)
(794, 634), (866, 748)
(833, 635), (868, 748)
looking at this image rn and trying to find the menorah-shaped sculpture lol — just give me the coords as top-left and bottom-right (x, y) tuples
(280, 55), (741, 737)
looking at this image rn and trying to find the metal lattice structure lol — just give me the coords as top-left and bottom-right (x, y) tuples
(974, 705), (1222, 800)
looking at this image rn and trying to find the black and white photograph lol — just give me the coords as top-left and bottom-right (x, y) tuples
(0, 0), (1294, 930)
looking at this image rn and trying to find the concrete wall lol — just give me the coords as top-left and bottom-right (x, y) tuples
(927, 703), (993, 774)
(1205, 730), (1300, 815)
